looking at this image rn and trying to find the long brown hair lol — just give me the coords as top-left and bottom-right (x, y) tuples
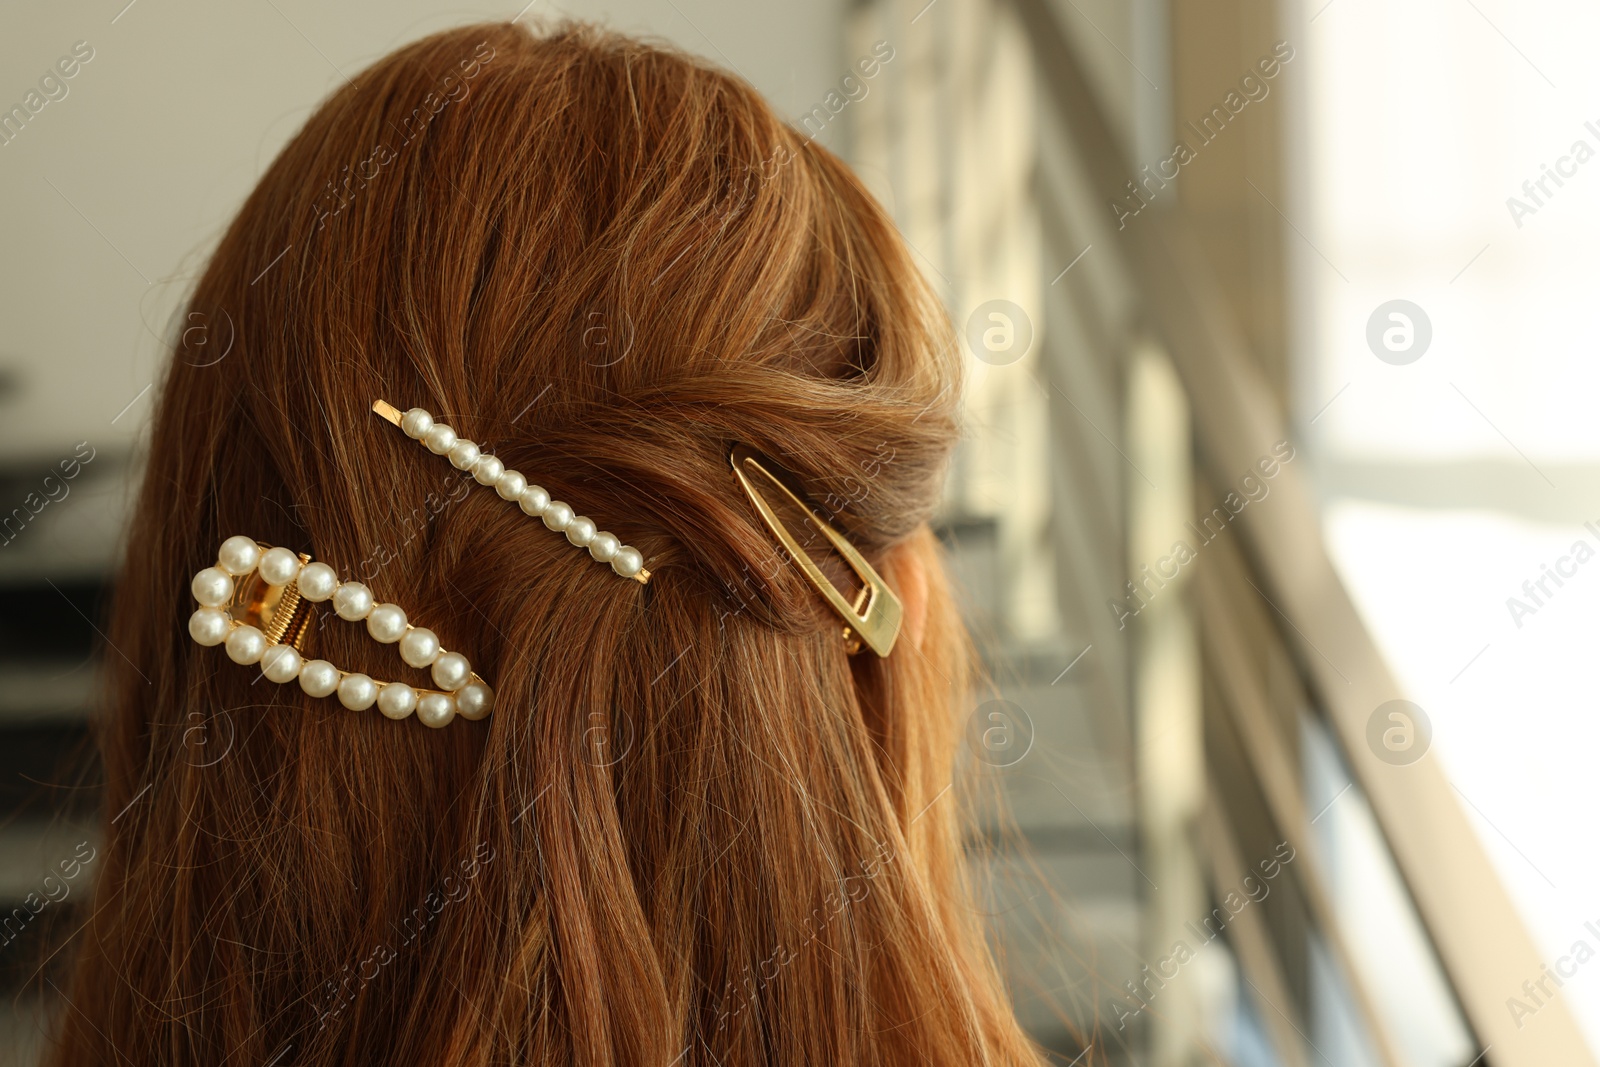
(50, 21), (1041, 1066)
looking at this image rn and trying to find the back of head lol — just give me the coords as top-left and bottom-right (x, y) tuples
(51, 21), (1040, 1066)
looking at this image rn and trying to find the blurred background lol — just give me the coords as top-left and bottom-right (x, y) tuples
(1, 0), (1595, 1064)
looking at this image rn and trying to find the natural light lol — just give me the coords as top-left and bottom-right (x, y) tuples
(1300, 0), (1600, 1055)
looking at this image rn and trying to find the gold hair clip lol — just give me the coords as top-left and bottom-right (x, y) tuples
(729, 445), (902, 657)
(372, 400), (650, 583)
(187, 537), (493, 727)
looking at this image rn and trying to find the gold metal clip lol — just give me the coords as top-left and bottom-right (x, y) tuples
(729, 445), (901, 658)
(236, 545), (314, 652)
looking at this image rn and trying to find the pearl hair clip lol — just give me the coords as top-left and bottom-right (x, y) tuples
(371, 400), (650, 583)
(187, 536), (494, 728)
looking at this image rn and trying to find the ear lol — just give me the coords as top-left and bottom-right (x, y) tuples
(891, 541), (929, 652)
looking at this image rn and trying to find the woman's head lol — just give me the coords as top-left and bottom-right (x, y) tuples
(53, 21), (1039, 1065)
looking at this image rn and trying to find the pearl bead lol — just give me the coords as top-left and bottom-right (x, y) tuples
(377, 683), (418, 720)
(588, 532), (620, 562)
(542, 501), (573, 532)
(400, 627), (441, 668)
(191, 567), (234, 607)
(376, 687), (416, 723)
(225, 624), (267, 665)
(298, 659), (340, 698)
(217, 536), (262, 576)
(519, 484), (551, 516)
(297, 562), (338, 602)
(473, 455), (504, 485)
(260, 644), (303, 683)
(401, 407), (433, 438)
(496, 470), (527, 500)
(431, 651), (471, 692)
(455, 682), (494, 721)
(366, 603), (408, 644)
(416, 692), (457, 728)
(448, 439), (481, 471)
(258, 547), (301, 586)
(338, 672), (379, 711)
(424, 424), (457, 454)
(188, 607), (231, 646)
(333, 582), (374, 621)
(611, 546), (644, 578)
(565, 516), (596, 547)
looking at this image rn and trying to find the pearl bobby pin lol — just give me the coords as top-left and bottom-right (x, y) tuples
(371, 399), (650, 583)
(187, 536), (494, 728)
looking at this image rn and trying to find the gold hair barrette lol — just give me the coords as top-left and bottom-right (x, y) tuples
(371, 400), (650, 583)
(187, 537), (493, 727)
(729, 445), (902, 657)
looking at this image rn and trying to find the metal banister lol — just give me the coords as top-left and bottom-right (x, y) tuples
(1008, 0), (1595, 1061)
